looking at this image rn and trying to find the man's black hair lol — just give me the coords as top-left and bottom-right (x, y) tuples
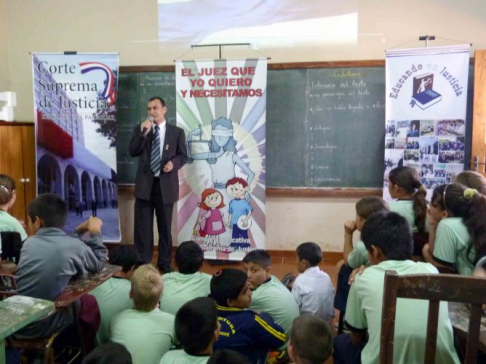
(290, 315), (334, 364)
(242, 249), (271, 269)
(82, 342), (132, 364)
(296, 242), (322, 266)
(361, 211), (413, 260)
(110, 245), (140, 273)
(148, 96), (165, 106)
(176, 241), (204, 274)
(208, 349), (250, 364)
(175, 297), (218, 355)
(27, 193), (68, 228)
(210, 268), (247, 306)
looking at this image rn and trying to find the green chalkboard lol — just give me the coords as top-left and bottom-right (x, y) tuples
(115, 62), (473, 189)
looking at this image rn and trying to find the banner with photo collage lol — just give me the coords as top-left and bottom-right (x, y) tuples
(176, 59), (267, 261)
(384, 45), (470, 201)
(32, 53), (121, 242)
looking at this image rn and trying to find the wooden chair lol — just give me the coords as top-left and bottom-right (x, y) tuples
(0, 231), (23, 264)
(380, 270), (486, 364)
(0, 265), (18, 299)
(412, 231), (429, 259)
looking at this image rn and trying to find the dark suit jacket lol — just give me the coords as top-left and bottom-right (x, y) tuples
(129, 122), (187, 204)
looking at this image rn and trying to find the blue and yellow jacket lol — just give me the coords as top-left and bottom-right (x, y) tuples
(214, 305), (286, 364)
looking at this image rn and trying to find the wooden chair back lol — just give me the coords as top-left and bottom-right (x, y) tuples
(380, 270), (486, 364)
(0, 231), (23, 264)
(0, 265), (18, 299)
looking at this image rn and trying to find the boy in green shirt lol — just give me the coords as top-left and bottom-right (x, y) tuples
(333, 212), (459, 364)
(111, 264), (175, 364)
(243, 249), (299, 335)
(160, 297), (219, 364)
(90, 245), (139, 346)
(159, 241), (211, 315)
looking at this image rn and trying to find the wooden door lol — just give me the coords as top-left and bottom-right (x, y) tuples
(471, 50), (486, 174)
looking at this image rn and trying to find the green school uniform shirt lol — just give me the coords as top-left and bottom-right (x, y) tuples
(160, 271), (211, 315)
(250, 275), (299, 335)
(390, 200), (418, 233)
(111, 308), (175, 364)
(160, 350), (209, 364)
(0, 210), (28, 241)
(345, 260), (459, 364)
(346, 240), (371, 269)
(90, 277), (132, 346)
(433, 217), (475, 276)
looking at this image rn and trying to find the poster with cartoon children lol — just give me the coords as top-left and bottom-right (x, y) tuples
(176, 59), (267, 260)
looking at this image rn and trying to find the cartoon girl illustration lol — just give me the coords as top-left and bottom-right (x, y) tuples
(196, 188), (226, 244)
(187, 117), (255, 190)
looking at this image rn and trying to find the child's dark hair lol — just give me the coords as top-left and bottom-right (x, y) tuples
(242, 249), (271, 268)
(290, 315), (334, 364)
(389, 166), (427, 233)
(432, 183), (486, 264)
(361, 211), (413, 260)
(208, 349), (250, 364)
(82, 342), (132, 364)
(110, 245), (139, 273)
(296, 242), (322, 266)
(210, 268), (247, 306)
(356, 196), (389, 219)
(0, 174), (15, 205)
(27, 193), (68, 228)
(176, 241), (204, 274)
(175, 297), (218, 355)
(455, 171), (486, 195)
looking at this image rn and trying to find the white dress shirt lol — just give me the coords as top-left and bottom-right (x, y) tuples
(291, 266), (335, 323)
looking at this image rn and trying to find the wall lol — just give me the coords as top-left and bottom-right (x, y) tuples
(3, 0), (486, 251)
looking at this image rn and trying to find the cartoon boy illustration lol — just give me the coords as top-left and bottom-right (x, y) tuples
(225, 177), (253, 249)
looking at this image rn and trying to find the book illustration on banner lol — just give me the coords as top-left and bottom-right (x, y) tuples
(410, 73), (442, 110)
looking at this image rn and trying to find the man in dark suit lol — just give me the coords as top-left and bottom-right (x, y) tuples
(129, 97), (187, 272)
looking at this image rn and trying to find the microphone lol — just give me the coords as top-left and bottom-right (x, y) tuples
(143, 116), (154, 137)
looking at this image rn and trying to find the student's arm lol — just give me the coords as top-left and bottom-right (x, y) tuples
(252, 312), (287, 349)
(343, 220), (356, 262)
(290, 280), (303, 312)
(72, 217), (107, 273)
(344, 277), (368, 344)
(429, 220), (457, 271)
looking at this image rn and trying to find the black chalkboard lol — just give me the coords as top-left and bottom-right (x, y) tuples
(115, 62), (474, 190)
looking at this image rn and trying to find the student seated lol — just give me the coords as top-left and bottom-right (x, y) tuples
(159, 240), (211, 315)
(0, 174), (28, 255)
(110, 264), (175, 364)
(288, 315), (334, 364)
(91, 245), (139, 346)
(161, 297), (219, 363)
(454, 170), (486, 195)
(333, 211), (460, 364)
(211, 268), (286, 364)
(387, 166), (427, 233)
(15, 193), (107, 342)
(423, 183), (486, 275)
(243, 249), (299, 335)
(291, 242), (334, 323)
(82, 342), (133, 364)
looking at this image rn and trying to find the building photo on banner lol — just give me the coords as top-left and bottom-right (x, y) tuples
(176, 58), (267, 260)
(32, 53), (121, 242)
(383, 45), (470, 200)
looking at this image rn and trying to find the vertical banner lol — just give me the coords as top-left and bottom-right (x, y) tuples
(176, 59), (267, 260)
(384, 45), (470, 199)
(32, 53), (121, 242)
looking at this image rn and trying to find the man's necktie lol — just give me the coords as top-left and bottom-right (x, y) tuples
(150, 125), (161, 174)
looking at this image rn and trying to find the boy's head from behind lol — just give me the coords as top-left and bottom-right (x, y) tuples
(288, 315), (334, 364)
(110, 245), (139, 276)
(295, 242), (322, 273)
(210, 268), (251, 308)
(208, 349), (250, 364)
(361, 211), (413, 264)
(176, 297), (219, 355)
(27, 193), (68, 233)
(82, 342), (132, 364)
(243, 249), (271, 289)
(355, 196), (389, 231)
(130, 264), (163, 312)
(176, 240), (204, 274)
